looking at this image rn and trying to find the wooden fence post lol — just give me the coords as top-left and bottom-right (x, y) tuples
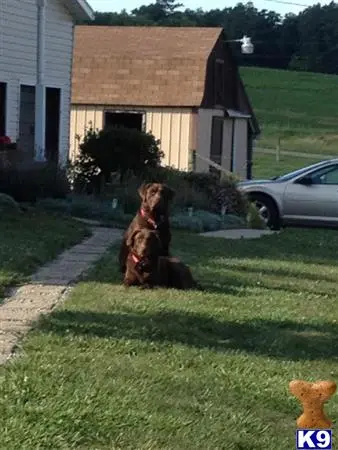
(276, 137), (281, 162)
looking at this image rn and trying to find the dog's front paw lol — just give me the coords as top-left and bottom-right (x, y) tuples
(123, 278), (133, 288)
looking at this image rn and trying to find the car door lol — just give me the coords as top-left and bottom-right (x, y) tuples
(283, 164), (338, 222)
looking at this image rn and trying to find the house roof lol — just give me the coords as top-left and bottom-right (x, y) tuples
(72, 26), (223, 107)
(63, 0), (95, 22)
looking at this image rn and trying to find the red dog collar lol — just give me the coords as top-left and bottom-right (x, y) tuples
(131, 253), (140, 264)
(130, 253), (150, 273)
(140, 208), (158, 229)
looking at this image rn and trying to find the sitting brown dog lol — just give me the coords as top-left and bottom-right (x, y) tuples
(124, 228), (200, 290)
(118, 182), (175, 274)
(124, 228), (162, 288)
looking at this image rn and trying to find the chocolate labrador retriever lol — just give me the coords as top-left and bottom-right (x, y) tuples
(123, 228), (162, 288)
(124, 228), (200, 290)
(118, 182), (175, 274)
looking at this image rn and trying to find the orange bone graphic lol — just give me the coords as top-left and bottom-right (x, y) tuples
(289, 380), (336, 429)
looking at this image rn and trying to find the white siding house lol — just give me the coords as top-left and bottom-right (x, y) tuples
(0, 0), (94, 167)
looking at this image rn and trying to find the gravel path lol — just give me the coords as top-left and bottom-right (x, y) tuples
(0, 227), (122, 365)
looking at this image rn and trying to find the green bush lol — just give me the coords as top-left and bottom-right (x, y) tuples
(67, 129), (248, 219)
(0, 193), (22, 215)
(37, 192), (249, 232)
(36, 195), (134, 225)
(246, 202), (266, 229)
(170, 210), (246, 233)
(213, 181), (249, 216)
(147, 169), (247, 216)
(69, 125), (164, 192)
(85, 167), (247, 219)
(221, 213), (247, 229)
(0, 163), (69, 202)
(171, 214), (204, 233)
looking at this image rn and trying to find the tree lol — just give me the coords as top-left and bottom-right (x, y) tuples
(131, 0), (183, 24)
(86, 1), (338, 75)
(290, 2), (338, 74)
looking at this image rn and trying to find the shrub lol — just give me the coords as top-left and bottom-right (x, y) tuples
(183, 171), (220, 197)
(171, 212), (204, 233)
(177, 170), (248, 216)
(36, 195), (134, 226)
(0, 163), (70, 202)
(67, 142), (248, 220)
(94, 166), (248, 219)
(0, 193), (22, 214)
(212, 181), (249, 216)
(70, 125), (164, 191)
(246, 202), (266, 229)
(37, 193), (247, 232)
(66, 153), (102, 195)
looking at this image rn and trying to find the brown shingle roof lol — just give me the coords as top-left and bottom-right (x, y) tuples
(72, 26), (222, 107)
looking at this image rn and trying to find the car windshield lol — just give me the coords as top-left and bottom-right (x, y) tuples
(272, 161), (331, 182)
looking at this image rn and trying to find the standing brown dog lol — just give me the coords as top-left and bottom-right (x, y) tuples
(124, 228), (201, 290)
(118, 182), (175, 274)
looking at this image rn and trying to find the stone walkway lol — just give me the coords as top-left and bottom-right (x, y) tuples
(0, 227), (122, 365)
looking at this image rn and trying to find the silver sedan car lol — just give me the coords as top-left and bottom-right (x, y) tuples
(237, 159), (338, 230)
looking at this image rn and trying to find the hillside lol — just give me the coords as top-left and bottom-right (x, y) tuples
(240, 67), (338, 178)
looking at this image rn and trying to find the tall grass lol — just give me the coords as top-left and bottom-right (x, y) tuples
(241, 67), (338, 154)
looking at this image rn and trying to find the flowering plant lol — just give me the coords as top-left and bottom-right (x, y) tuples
(0, 136), (11, 145)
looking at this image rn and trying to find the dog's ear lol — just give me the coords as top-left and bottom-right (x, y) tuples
(164, 185), (175, 202)
(138, 183), (152, 201)
(126, 229), (141, 248)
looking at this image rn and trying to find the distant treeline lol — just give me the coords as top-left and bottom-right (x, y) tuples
(82, 0), (338, 75)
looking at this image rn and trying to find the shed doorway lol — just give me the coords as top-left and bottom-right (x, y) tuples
(104, 111), (143, 131)
(209, 116), (223, 179)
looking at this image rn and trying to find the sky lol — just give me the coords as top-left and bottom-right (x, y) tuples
(87, 0), (333, 18)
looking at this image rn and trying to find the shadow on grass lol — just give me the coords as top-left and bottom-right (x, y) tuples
(38, 309), (338, 361)
(175, 230), (338, 267)
(204, 261), (338, 284)
(83, 259), (337, 298)
(195, 270), (338, 297)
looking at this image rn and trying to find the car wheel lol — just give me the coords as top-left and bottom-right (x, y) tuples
(249, 194), (280, 230)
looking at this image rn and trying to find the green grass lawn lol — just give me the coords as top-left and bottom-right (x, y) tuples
(0, 211), (90, 301)
(1, 229), (337, 449)
(251, 152), (324, 180)
(240, 66), (338, 178)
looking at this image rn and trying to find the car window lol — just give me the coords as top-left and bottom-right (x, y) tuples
(276, 161), (333, 182)
(309, 165), (338, 185)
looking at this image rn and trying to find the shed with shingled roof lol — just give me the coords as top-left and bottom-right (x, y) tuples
(70, 25), (260, 179)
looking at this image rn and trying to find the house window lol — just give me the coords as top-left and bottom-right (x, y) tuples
(214, 59), (224, 106)
(104, 111), (144, 131)
(19, 85), (35, 156)
(0, 82), (6, 136)
(209, 116), (223, 178)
